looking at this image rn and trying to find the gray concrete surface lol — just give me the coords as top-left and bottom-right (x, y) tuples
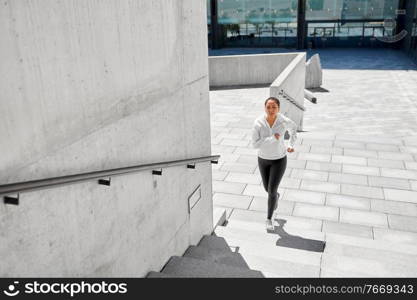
(0, 0), (212, 277)
(210, 48), (417, 277)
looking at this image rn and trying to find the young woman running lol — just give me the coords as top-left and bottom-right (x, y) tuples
(251, 97), (297, 230)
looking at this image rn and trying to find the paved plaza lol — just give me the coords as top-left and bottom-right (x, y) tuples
(210, 49), (417, 277)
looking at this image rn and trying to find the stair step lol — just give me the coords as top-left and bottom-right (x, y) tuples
(321, 253), (417, 277)
(325, 233), (417, 256)
(231, 251), (320, 277)
(161, 256), (264, 278)
(197, 235), (231, 252)
(229, 208), (323, 232)
(213, 207), (227, 229)
(226, 219), (325, 241)
(215, 226), (322, 266)
(146, 271), (171, 278)
(184, 245), (250, 269)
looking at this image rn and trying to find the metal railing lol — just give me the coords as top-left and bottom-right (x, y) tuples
(1, 155), (221, 205)
(278, 89), (306, 111)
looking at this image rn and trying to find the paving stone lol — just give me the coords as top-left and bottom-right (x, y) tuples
(283, 189), (326, 205)
(325, 232), (417, 256)
(287, 159), (307, 169)
(411, 181), (417, 191)
(342, 164), (379, 176)
(306, 161), (342, 172)
(340, 208), (388, 227)
(368, 176), (410, 190)
(291, 169), (329, 182)
(373, 228), (417, 244)
(236, 154), (257, 164)
(229, 128), (252, 135)
(326, 194), (371, 210)
(331, 155), (367, 166)
(321, 253), (417, 277)
(212, 145), (236, 154)
(300, 180), (340, 194)
(211, 135), (224, 145)
(229, 208), (323, 231)
(212, 170), (228, 181)
(279, 177), (301, 189)
(337, 135), (402, 145)
(215, 227), (322, 267)
(218, 153), (240, 163)
(405, 161), (417, 171)
(301, 139), (334, 147)
(399, 146), (417, 154)
(366, 143), (399, 152)
(371, 199), (417, 217)
(233, 147), (258, 155)
(220, 138), (250, 147)
(212, 205), (234, 220)
(220, 162), (257, 173)
(211, 161), (224, 170)
(213, 193), (253, 209)
(297, 153), (331, 162)
(388, 215), (417, 233)
(322, 245), (417, 277)
(309, 146), (343, 155)
(293, 203), (339, 221)
(368, 158), (405, 169)
(212, 181), (246, 194)
(328, 172), (368, 185)
(383, 188), (417, 204)
(242, 184), (267, 197)
(216, 133), (246, 140)
(225, 172), (261, 184)
(291, 144), (311, 153)
(322, 221), (373, 238)
(249, 197), (294, 215)
(299, 132), (335, 140)
(334, 140), (366, 150)
(341, 184), (384, 199)
(378, 151), (414, 161)
(343, 149), (378, 158)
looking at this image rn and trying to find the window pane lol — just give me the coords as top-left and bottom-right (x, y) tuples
(306, 0), (399, 21)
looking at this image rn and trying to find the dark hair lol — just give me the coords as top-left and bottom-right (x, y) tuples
(264, 97), (280, 107)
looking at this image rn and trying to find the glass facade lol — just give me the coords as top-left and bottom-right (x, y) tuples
(213, 0), (298, 47)
(306, 0), (400, 48)
(208, 0), (410, 49)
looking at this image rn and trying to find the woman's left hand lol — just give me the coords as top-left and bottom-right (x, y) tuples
(287, 147), (295, 153)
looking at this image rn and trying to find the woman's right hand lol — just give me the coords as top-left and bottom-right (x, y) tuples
(274, 133), (280, 140)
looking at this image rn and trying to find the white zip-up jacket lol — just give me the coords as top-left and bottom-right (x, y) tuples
(252, 113), (297, 160)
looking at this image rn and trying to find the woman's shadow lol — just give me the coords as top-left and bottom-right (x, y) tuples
(268, 219), (326, 253)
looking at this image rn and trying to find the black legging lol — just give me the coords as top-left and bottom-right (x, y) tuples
(257, 156), (287, 220)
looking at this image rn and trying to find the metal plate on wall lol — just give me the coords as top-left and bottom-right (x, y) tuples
(188, 184), (201, 214)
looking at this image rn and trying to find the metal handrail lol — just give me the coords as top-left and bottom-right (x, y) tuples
(0, 155), (221, 200)
(278, 90), (306, 111)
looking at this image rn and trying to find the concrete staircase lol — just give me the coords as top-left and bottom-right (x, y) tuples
(215, 209), (417, 277)
(147, 235), (264, 278)
(147, 207), (417, 277)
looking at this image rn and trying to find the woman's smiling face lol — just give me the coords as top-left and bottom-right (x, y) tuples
(265, 99), (280, 117)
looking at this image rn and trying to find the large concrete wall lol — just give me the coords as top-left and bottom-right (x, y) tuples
(208, 53), (297, 87)
(0, 0), (212, 276)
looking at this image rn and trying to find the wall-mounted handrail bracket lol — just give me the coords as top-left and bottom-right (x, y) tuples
(152, 169), (162, 176)
(187, 164), (196, 169)
(210, 160), (219, 164)
(98, 178), (111, 186)
(4, 194), (19, 206)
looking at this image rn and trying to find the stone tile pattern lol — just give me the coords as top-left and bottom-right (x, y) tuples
(209, 49), (417, 277)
